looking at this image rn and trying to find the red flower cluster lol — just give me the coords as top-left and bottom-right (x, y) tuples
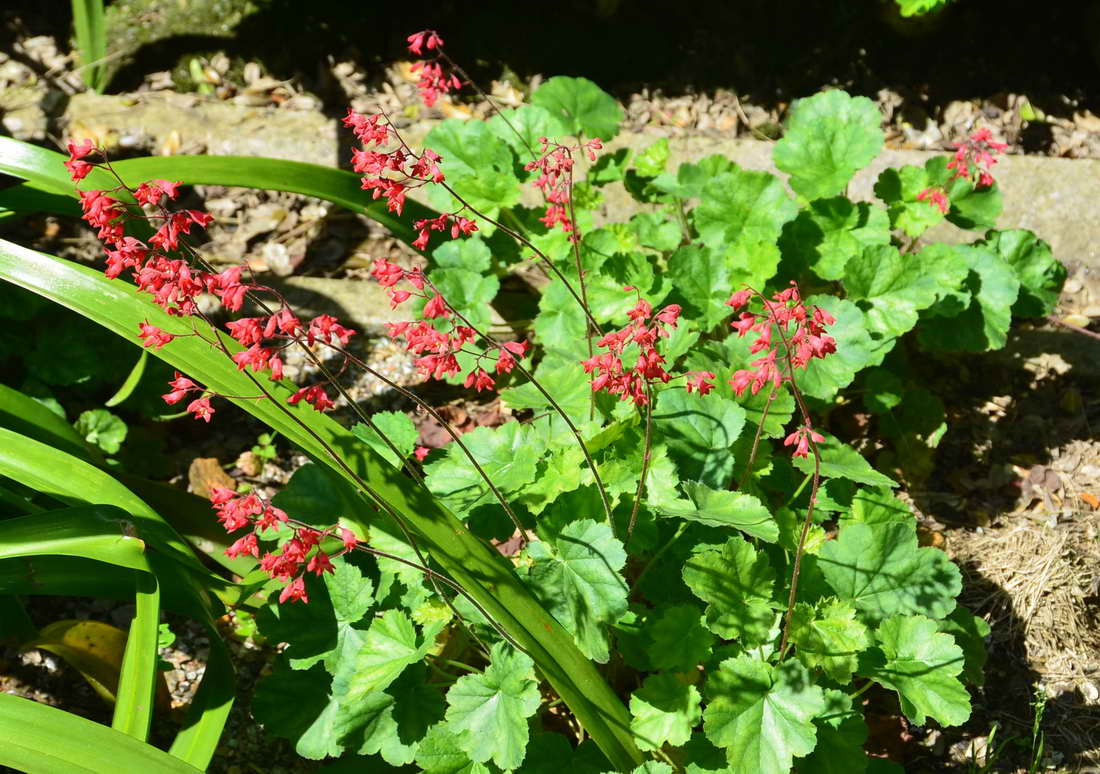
(210, 486), (360, 604)
(344, 109), (477, 253)
(161, 371), (215, 422)
(69, 142), (356, 419)
(581, 293), (681, 406)
(916, 187), (950, 215)
(725, 284), (836, 398)
(947, 127), (1007, 188)
(916, 128), (1006, 215)
(371, 258), (529, 391)
(406, 29), (461, 107)
(524, 137), (603, 237)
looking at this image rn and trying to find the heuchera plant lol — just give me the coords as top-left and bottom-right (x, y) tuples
(62, 28), (1065, 774)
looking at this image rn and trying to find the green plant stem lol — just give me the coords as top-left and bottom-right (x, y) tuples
(733, 385), (778, 491)
(785, 472), (813, 507)
(422, 277), (617, 535)
(743, 289), (824, 659)
(848, 679), (873, 700)
(629, 522), (688, 596)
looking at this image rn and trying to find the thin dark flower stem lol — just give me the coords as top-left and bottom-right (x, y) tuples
(438, 52), (538, 162)
(92, 161), (500, 652)
(422, 278), (617, 535)
(1047, 314), (1100, 341)
(326, 342), (526, 543)
(733, 385), (778, 491)
(626, 386), (654, 543)
(436, 179), (604, 336)
(378, 116), (604, 346)
(754, 294), (823, 659)
(565, 163), (597, 421)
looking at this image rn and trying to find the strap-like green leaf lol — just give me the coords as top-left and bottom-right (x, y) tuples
(0, 692), (202, 774)
(0, 505), (150, 571)
(0, 425), (209, 576)
(113, 571), (160, 741)
(71, 0), (108, 92)
(0, 136), (439, 248)
(0, 240), (643, 769)
(0, 382), (103, 464)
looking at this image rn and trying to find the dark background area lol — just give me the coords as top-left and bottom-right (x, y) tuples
(4, 0), (1099, 119)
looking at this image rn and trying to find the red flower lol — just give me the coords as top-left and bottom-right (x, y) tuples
(279, 576), (309, 604)
(226, 533), (259, 559)
(187, 397), (215, 422)
(916, 187), (949, 215)
(413, 446), (430, 462)
(685, 371), (716, 395)
(422, 294), (449, 319)
(464, 368), (495, 393)
(64, 139), (96, 182)
(162, 371), (198, 404)
(307, 550), (335, 576)
(138, 321), (175, 349)
(783, 426), (825, 459)
(288, 384), (335, 412)
(134, 179), (182, 206)
(339, 526), (359, 550)
(407, 29), (444, 55)
(370, 258), (405, 287)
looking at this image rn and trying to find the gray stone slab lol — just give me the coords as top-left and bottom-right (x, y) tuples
(64, 94), (1100, 270)
(66, 92), (339, 165)
(599, 133), (1100, 267)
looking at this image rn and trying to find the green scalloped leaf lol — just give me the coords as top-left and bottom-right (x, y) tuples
(774, 90), (884, 201)
(654, 389), (746, 489)
(780, 198), (891, 281)
(819, 521), (961, 624)
(792, 433), (896, 489)
(630, 673), (701, 751)
(976, 229), (1066, 317)
(531, 76), (623, 141)
(788, 598), (871, 683)
(843, 244), (970, 342)
(798, 689), (869, 774)
(683, 535), (777, 645)
(445, 642), (542, 770)
(863, 615), (971, 726)
(703, 655), (825, 774)
(916, 245), (1020, 352)
(796, 295), (880, 400)
(644, 604), (716, 672)
(694, 166), (798, 251)
(523, 519), (628, 663)
(425, 119), (521, 223)
(657, 481), (777, 543)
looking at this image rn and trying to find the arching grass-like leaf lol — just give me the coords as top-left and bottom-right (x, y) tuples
(0, 693), (202, 774)
(0, 238), (645, 772)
